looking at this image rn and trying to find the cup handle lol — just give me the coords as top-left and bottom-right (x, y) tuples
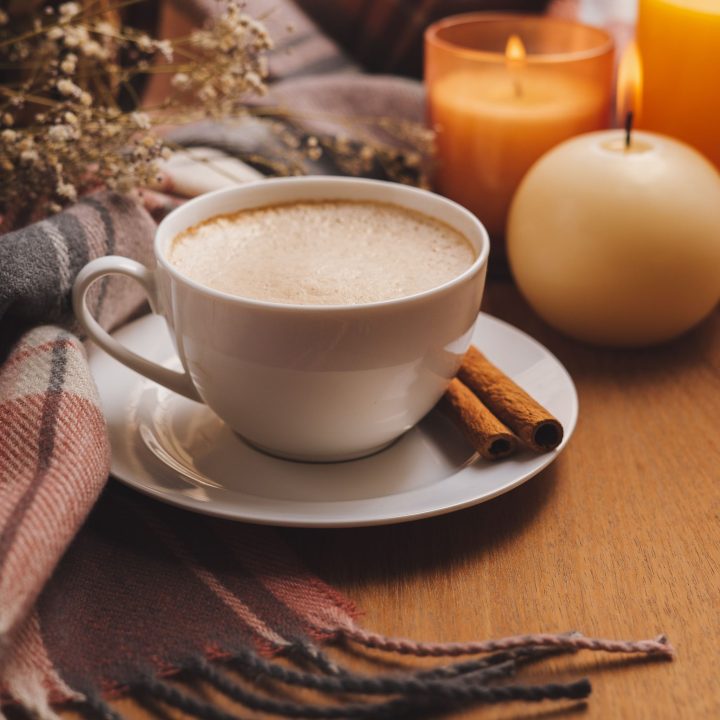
(72, 256), (201, 401)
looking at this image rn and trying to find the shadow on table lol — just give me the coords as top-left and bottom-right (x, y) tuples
(283, 457), (560, 587)
(500, 702), (588, 720)
(482, 282), (719, 389)
(550, 652), (674, 678)
(503, 702), (589, 719)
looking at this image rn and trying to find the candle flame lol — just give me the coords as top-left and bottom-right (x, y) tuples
(505, 34), (526, 64)
(617, 41), (643, 124)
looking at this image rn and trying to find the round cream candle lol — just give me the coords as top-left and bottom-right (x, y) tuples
(507, 130), (720, 346)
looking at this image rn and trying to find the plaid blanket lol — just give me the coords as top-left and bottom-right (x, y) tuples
(0, 1), (671, 717)
(0, 194), (156, 642)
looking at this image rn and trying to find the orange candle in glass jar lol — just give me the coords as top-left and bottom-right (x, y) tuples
(425, 15), (614, 254)
(636, 0), (720, 168)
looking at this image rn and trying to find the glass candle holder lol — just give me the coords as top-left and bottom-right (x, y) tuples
(425, 14), (614, 260)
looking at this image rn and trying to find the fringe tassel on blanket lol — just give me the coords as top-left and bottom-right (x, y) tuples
(34, 630), (672, 720)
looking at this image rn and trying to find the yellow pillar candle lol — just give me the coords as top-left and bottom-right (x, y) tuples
(637, 0), (720, 168)
(425, 15), (614, 256)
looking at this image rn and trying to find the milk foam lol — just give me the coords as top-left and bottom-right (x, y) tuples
(169, 201), (475, 305)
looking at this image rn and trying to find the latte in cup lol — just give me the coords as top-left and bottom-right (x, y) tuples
(168, 200), (475, 305)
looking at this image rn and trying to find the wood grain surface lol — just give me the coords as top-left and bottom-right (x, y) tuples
(58, 282), (720, 720)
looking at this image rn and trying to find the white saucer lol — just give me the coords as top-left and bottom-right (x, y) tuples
(88, 313), (577, 527)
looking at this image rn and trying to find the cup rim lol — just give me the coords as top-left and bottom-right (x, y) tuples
(425, 13), (615, 65)
(155, 176), (490, 313)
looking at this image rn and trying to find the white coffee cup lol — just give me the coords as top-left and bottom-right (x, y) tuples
(73, 177), (490, 461)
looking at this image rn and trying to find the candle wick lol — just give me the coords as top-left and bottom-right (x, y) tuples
(625, 111), (634, 149)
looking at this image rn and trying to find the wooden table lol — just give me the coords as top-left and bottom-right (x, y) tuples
(83, 282), (720, 719)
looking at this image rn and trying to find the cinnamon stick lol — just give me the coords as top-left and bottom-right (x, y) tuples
(458, 346), (564, 453)
(440, 378), (518, 461)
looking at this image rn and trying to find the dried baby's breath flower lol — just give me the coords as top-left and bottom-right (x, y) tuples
(63, 25), (91, 49)
(94, 20), (115, 35)
(155, 40), (173, 62)
(130, 112), (151, 130)
(170, 72), (190, 90)
(0, 0), (430, 225)
(56, 180), (77, 201)
(405, 151), (422, 167)
(80, 39), (108, 59)
(20, 149), (40, 164)
(48, 124), (76, 141)
(60, 53), (78, 74)
(59, 3), (81, 18)
(198, 86), (217, 101)
(135, 34), (154, 52)
(56, 78), (81, 97)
